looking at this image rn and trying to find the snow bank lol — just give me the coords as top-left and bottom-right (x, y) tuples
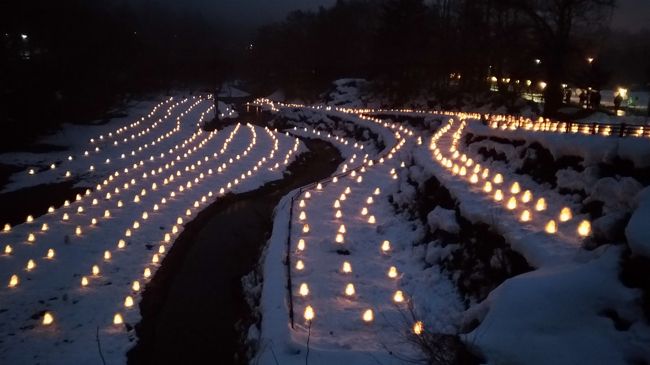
(467, 122), (650, 168)
(625, 187), (650, 257)
(465, 247), (650, 365)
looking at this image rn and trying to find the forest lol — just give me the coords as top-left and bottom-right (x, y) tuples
(1, 0), (649, 147)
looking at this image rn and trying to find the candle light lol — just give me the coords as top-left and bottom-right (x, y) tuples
(8, 274), (19, 288)
(299, 283), (309, 297)
(92, 265), (100, 276)
(124, 296), (134, 308)
(113, 313), (124, 325)
(388, 266), (398, 278)
(297, 239), (306, 251)
(559, 207), (572, 222)
(296, 260), (304, 270)
(132, 280), (140, 291)
(510, 182), (521, 194)
(413, 321), (424, 335)
(577, 220), (591, 237)
(42, 312), (54, 326)
(342, 261), (352, 273)
(506, 197), (517, 210)
(46, 248), (55, 259)
(494, 190), (504, 202)
(362, 309), (374, 322)
(381, 240), (391, 252)
(345, 283), (355, 296)
(393, 290), (405, 303)
(535, 198), (547, 211)
(304, 305), (315, 321)
(545, 220), (557, 234)
(81, 276), (89, 287)
(520, 210), (531, 222)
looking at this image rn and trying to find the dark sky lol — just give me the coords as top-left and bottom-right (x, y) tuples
(165, 0), (648, 31)
(611, 0), (650, 32)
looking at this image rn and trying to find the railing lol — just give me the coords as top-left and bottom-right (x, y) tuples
(482, 118), (650, 138)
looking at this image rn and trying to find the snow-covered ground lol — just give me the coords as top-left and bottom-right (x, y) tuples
(251, 99), (650, 364)
(0, 96), (308, 364)
(252, 102), (465, 364)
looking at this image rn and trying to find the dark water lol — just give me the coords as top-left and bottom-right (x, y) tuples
(127, 137), (343, 365)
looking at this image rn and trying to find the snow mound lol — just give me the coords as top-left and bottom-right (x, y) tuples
(427, 207), (460, 234)
(625, 187), (650, 257)
(465, 247), (650, 365)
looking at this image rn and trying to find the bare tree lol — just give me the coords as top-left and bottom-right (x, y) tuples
(499, 0), (616, 115)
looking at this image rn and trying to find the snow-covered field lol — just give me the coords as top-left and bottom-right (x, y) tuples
(0, 96), (307, 364)
(250, 99), (650, 364)
(2, 89), (649, 364)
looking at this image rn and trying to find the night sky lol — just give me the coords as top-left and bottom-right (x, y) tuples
(172, 0), (649, 31)
(611, 0), (650, 31)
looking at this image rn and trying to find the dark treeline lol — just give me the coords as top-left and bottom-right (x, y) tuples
(0, 1), (234, 149)
(247, 0), (649, 111)
(1, 0), (649, 148)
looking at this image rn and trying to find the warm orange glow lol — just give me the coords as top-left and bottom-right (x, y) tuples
(494, 190), (504, 202)
(493, 174), (503, 184)
(113, 313), (124, 325)
(124, 296), (134, 308)
(381, 240), (391, 252)
(388, 266), (398, 278)
(393, 290), (405, 303)
(297, 239), (306, 251)
(132, 280), (141, 291)
(483, 181), (493, 193)
(342, 261), (352, 273)
(296, 260), (304, 270)
(26, 259), (36, 271)
(42, 312), (54, 326)
(521, 190), (532, 203)
(559, 207), (572, 222)
(510, 182), (521, 194)
(8, 274), (18, 288)
(362, 309), (374, 322)
(535, 198), (547, 211)
(413, 321), (424, 335)
(577, 220), (591, 237)
(299, 283), (309, 297)
(81, 276), (89, 287)
(345, 283), (356, 296)
(304, 305), (315, 321)
(506, 197), (517, 210)
(335, 233), (344, 243)
(545, 220), (557, 234)
(520, 210), (531, 222)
